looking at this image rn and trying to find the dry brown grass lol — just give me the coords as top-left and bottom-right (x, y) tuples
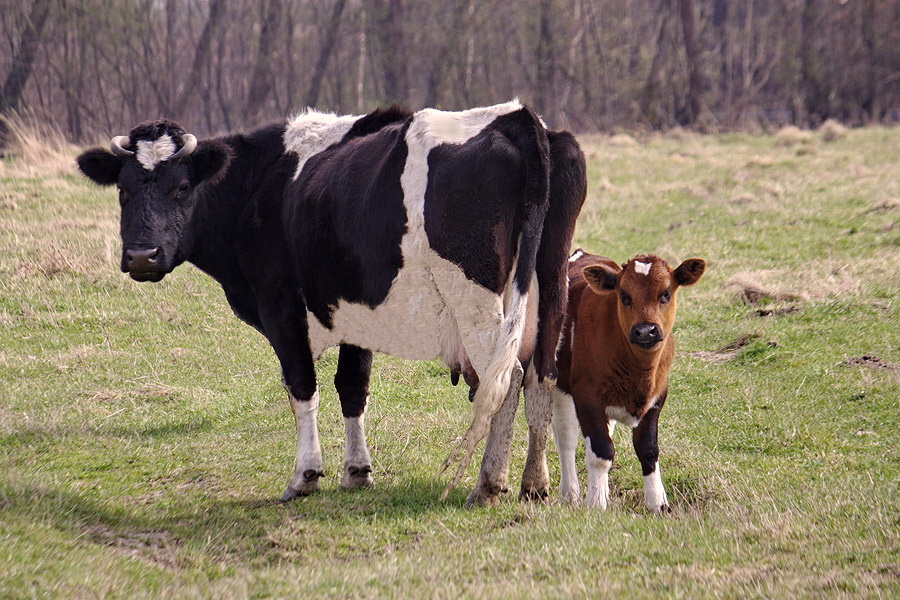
(1, 111), (80, 178)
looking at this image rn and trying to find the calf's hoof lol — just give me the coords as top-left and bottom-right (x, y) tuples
(341, 465), (374, 490)
(279, 469), (324, 502)
(649, 503), (672, 515)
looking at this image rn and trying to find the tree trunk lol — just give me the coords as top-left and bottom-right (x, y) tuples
(679, 0), (704, 126)
(244, 0), (285, 125)
(0, 0), (52, 145)
(174, 0), (226, 120)
(306, 0), (349, 108)
(373, 0), (408, 104)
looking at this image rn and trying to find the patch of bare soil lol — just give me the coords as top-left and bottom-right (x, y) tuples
(687, 334), (761, 364)
(843, 354), (900, 372)
(726, 275), (802, 305)
(87, 524), (183, 569)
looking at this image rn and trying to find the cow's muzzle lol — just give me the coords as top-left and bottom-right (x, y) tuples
(630, 323), (663, 349)
(123, 247), (166, 282)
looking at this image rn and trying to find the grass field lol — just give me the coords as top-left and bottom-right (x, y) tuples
(1, 123), (897, 598)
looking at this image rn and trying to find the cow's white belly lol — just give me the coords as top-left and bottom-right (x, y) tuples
(306, 250), (504, 369)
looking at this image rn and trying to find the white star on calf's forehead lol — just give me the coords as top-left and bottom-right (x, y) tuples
(634, 260), (652, 276)
(136, 135), (177, 171)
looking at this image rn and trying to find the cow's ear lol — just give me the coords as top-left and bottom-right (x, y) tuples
(582, 264), (618, 294)
(76, 149), (122, 185)
(674, 258), (706, 287)
(190, 140), (232, 185)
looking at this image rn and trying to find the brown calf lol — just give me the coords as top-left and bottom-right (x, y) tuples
(551, 250), (705, 512)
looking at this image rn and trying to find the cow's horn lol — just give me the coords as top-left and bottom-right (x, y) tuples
(110, 135), (134, 156)
(170, 133), (197, 159)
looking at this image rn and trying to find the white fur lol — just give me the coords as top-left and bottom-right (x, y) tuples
(568, 249), (584, 262)
(285, 110), (362, 179)
(551, 388), (581, 504)
(283, 101), (534, 496)
(634, 260), (652, 276)
(136, 135), (176, 171)
(584, 438), (612, 510)
(286, 389), (323, 491)
(643, 461), (669, 512)
(605, 405), (639, 428)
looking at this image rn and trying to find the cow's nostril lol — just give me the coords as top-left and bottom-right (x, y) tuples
(126, 248), (161, 269)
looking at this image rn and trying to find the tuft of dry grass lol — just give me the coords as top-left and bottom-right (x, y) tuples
(774, 125), (813, 146)
(820, 118), (848, 142)
(0, 111), (80, 178)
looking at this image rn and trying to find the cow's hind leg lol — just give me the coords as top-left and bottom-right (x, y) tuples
(520, 363), (551, 501)
(465, 362), (523, 508)
(335, 344), (375, 490)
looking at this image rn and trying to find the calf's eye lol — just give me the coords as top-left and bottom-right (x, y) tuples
(620, 292), (632, 307)
(660, 289), (671, 304)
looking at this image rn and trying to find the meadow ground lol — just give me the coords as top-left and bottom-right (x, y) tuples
(0, 122), (897, 598)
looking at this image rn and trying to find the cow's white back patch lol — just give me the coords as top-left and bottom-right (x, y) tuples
(285, 110), (361, 179)
(136, 135), (176, 171)
(634, 260), (652, 276)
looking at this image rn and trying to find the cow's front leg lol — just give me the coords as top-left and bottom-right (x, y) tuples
(633, 395), (670, 513)
(282, 388), (325, 501)
(466, 362), (523, 508)
(520, 363), (551, 501)
(335, 344), (374, 490)
(584, 422), (615, 510)
(258, 306), (324, 502)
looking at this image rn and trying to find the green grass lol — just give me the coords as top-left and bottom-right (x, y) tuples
(1, 127), (898, 598)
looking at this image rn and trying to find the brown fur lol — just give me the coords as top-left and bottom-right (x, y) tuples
(560, 252), (705, 444)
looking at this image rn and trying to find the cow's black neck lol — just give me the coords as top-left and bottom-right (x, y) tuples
(186, 122), (293, 287)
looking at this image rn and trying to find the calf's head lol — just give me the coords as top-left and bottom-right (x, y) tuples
(582, 254), (705, 350)
(76, 120), (231, 282)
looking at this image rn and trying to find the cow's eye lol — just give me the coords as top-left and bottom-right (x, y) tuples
(118, 189), (129, 206)
(175, 182), (190, 199)
(620, 292), (632, 307)
(660, 289), (671, 304)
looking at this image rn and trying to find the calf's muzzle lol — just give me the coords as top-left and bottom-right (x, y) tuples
(630, 322), (663, 349)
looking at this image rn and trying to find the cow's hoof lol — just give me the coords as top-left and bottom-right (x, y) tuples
(464, 485), (507, 508)
(340, 465), (374, 490)
(650, 503), (672, 515)
(519, 486), (549, 503)
(280, 469), (324, 502)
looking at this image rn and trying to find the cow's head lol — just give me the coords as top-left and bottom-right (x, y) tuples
(582, 255), (705, 351)
(76, 120), (231, 282)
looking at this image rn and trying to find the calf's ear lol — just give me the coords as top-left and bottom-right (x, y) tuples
(76, 149), (121, 185)
(190, 140), (232, 185)
(674, 258), (706, 286)
(582, 264), (618, 294)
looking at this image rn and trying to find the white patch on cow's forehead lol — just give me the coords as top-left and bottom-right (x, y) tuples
(569, 249), (584, 262)
(136, 135), (176, 171)
(634, 260), (652, 276)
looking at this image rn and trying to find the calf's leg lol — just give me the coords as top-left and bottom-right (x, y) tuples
(632, 399), (670, 513)
(551, 389), (582, 504)
(584, 424), (614, 510)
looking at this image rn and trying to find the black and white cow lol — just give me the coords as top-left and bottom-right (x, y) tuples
(76, 101), (586, 505)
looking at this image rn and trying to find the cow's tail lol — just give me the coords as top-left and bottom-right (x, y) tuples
(532, 131), (587, 385)
(441, 107), (551, 500)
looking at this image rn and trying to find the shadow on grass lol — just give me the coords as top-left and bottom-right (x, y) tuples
(0, 474), (478, 570)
